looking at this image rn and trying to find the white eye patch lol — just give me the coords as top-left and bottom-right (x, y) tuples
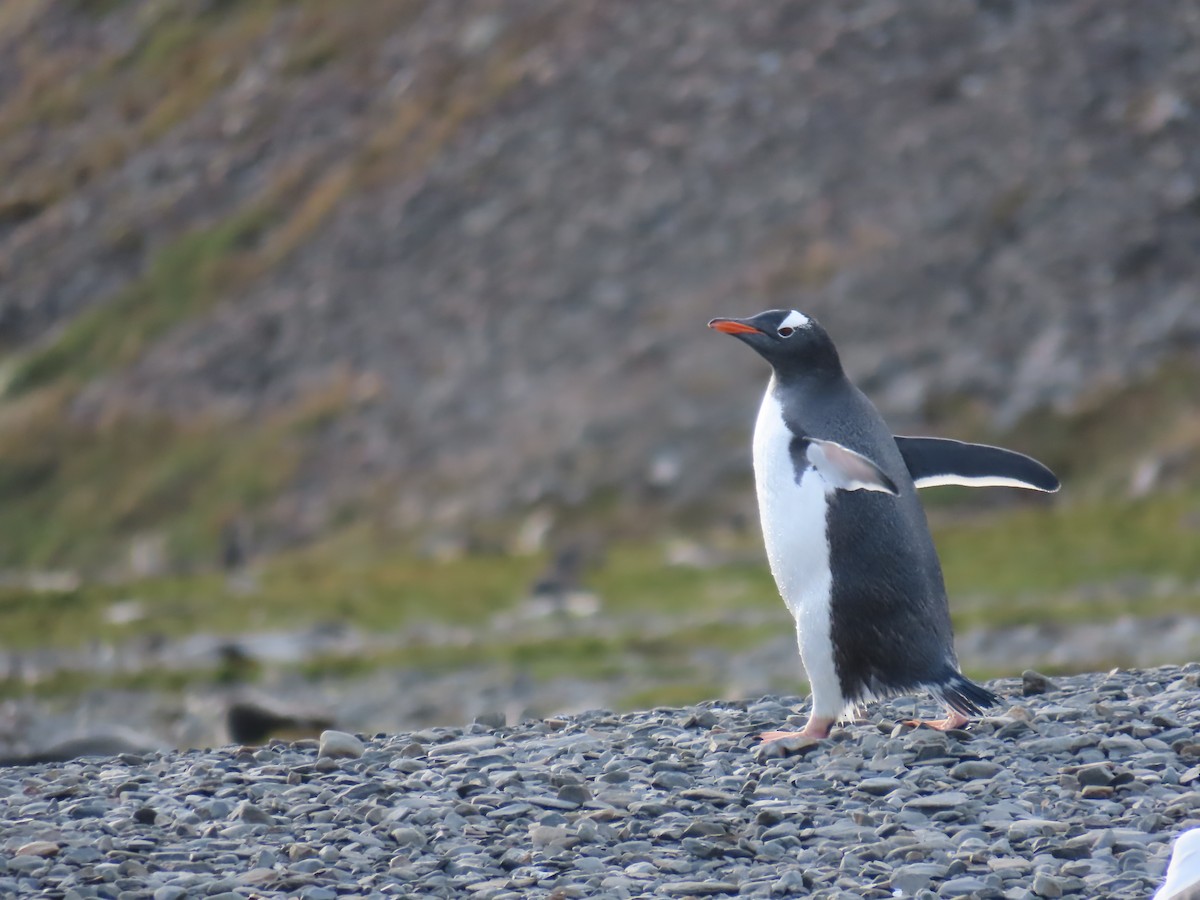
(779, 310), (811, 330)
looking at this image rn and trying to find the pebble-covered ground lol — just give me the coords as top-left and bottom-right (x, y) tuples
(2, 666), (1198, 899)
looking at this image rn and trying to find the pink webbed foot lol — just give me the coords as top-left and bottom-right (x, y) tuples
(902, 711), (970, 732)
(759, 717), (834, 742)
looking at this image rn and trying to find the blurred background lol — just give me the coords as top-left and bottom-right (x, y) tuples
(0, 0), (1198, 759)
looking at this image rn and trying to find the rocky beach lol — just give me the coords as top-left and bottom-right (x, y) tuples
(1, 4), (1199, 896)
(1, 665), (1198, 898)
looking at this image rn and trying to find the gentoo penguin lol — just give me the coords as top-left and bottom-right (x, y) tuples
(709, 309), (1059, 739)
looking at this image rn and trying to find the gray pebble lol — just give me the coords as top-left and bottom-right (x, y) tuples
(660, 881), (741, 896)
(950, 760), (1002, 780)
(1031, 872), (1064, 897)
(234, 801), (274, 825)
(857, 777), (903, 795)
(906, 791), (970, 811)
(891, 862), (946, 893)
(390, 827), (427, 848)
(6, 857), (46, 874)
(940, 875), (994, 896)
(318, 730), (365, 759)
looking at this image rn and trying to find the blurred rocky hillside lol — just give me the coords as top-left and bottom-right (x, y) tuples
(1, 0), (1198, 569)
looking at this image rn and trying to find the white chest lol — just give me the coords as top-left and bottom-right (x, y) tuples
(751, 382), (833, 610)
(751, 382), (843, 715)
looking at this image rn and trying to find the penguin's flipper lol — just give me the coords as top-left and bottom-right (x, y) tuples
(803, 438), (899, 495)
(895, 436), (1060, 492)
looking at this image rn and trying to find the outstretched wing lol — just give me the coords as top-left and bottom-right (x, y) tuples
(794, 437), (899, 495)
(895, 436), (1060, 492)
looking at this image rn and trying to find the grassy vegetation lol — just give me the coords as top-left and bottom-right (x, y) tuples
(0, 482), (1195, 698)
(0, 538), (772, 651)
(7, 206), (275, 395)
(619, 682), (734, 711)
(0, 1), (285, 218)
(0, 0), (536, 239)
(938, 491), (1200, 603)
(0, 365), (383, 569)
(0, 0), (558, 577)
(0, 664), (229, 703)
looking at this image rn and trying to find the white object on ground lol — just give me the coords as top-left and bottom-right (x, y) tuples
(1156, 828), (1200, 900)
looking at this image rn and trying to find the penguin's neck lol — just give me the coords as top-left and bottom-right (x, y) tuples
(768, 364), (845, 402)
(768, 334), (844, 384)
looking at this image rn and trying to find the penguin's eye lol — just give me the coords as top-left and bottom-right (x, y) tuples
(777, 326), (796, 338)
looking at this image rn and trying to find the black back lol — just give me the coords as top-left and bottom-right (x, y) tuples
(773, 373), (960, 700)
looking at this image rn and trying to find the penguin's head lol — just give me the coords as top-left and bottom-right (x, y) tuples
(708, 309), (842, 377)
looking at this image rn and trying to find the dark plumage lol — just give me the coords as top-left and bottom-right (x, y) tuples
(709, 309), (1058, 738)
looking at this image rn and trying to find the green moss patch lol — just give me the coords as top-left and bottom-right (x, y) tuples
(7, 206), (274, 395)
(937, 491), (1200, 606)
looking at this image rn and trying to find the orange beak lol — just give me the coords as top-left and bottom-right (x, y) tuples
(708, 318), (763, 335)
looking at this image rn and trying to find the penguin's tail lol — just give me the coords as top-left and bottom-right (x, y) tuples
(937, 671), (1000, 717)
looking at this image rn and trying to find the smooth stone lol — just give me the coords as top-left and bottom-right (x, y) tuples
(660, 881), (741, 896)
(390, 828), (427, 848)
(1024, 736), (1094, 754)
(755, 736), (821, 760)
(1050, 837), (1093, 860)
(133, 806), (158, 825)
(988, 858), (1032, 875)
(235, 802), (275, 825)
(487, 803), (533, 820)
(890, 863), (946, 893)
(317, 730), (365, 760)
(237, 869), (277, 885)
(940, 876), (993, 896)
(427, 736), (499, 757)
(1007, 820), (1067, 841)
(651, 771), (692, 790)
(340, 782), (386, 801)
(6, 857), (45, 874)
(67, 803), (107, 819)
(858, 777), (903, 796)
(201, 799), (232, 819)
(1031, 873), (1064, 898)
(772, 871), (807, 894)
(1074, 763), (1115, 787)
(15, 842), (60, 858)
(950, 761), (1003, 780)
(557, 784), (591, 805)
(529, 795), (579, 810)
(906, 791), (970, 811)
(1099, 735), (1143, 754)
(529, 825), (575, 849)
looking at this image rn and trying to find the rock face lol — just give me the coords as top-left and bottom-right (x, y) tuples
(2, 1), (1199, 543)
